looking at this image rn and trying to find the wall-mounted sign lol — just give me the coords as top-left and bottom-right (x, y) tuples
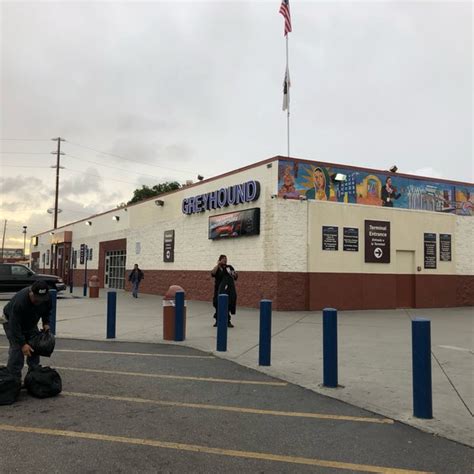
(343, 227), (359, 252)
(88, 248), (93, 261)
(46, 249), (50, 266)
(32, 236), (38, 247)
(80, 244), (85, 265)
(73, 250), (77, 268)
(183, 180), (260, 215)
(209, 208), (260, 240)
(365, 220), (390, 263)
(135, 242), (141, 255)
(163, 230), (175, 262)
(42, 253), (45, 264)
(322, 226), (338, 251)
(439, 234), (452, 262)
(424, 233), (437, 269)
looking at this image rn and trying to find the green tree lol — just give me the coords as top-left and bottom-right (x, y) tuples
(128, 182), (181, 204)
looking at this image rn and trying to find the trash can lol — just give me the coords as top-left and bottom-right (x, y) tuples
(89, 275), (100, 298)
(163, 285), (186, 341)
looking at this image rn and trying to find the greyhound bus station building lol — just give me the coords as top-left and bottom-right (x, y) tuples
(31, 156), (473, 310)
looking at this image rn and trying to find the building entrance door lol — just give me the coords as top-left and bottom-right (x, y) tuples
(105, 250), (126, 289)
(396, 250), (415, 308)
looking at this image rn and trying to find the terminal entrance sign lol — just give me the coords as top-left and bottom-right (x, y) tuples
(364, 220), (390, 263)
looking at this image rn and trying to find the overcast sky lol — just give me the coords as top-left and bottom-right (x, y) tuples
(1, 0), (472, 250)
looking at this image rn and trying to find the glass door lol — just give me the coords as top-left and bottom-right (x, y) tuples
(105, 250), (126, 289)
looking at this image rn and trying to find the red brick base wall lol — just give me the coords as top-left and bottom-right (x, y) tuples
(66, 268), (474, 310)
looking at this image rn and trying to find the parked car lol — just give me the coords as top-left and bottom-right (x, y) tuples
(0, 263), (66, 293)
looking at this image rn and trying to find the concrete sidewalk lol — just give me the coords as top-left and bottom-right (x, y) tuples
(2, 289), (472, 446)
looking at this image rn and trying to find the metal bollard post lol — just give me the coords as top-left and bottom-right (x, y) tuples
(106, 291), (117, 339)
(83, 255), (88, 297)
(323, 308), (338, 388)
(174, 291), (185, 342)
(216, 294), (228, 352)
(49, 289), (57, 335)
(69, 281), (73, 294)
(259, 299), (272, 366)
(412, 318), (433, 419)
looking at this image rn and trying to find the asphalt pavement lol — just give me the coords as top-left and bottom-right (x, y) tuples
(1, 337), (472, 473)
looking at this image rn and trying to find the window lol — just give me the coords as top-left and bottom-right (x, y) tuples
(0, 265), (11, 276)
(11, 265), (29, 276)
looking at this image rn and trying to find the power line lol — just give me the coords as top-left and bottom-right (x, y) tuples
(0, 152), (51, 154)
(64, 167), (140, 186)
(1, 165), (52, 168)
(0, 138), (51, 141)
(66, 154), (170, 181)
(66, 140), (195, 175)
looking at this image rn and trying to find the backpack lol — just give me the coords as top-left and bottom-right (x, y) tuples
(0, 366), (21, 405)
(24, 366), (62, 398)
(28, 330), (56, 357)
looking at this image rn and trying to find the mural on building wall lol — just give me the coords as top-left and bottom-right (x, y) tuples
(277, 160), (473, 216)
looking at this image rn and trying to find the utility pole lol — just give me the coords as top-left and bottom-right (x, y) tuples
(1, 219), (6, 263)
(51, 137), (65, 229)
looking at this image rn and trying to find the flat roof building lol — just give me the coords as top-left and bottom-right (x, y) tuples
(31, 156), (474, 310)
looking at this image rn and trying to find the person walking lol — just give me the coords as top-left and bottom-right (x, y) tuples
(128, 264), (144, 298)
(1, 280), (51, 380)
(211, 255), (238, 328)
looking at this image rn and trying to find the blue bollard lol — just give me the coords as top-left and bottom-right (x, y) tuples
(216, 294), (228, 352)
(49, 289), (57, 335)
(412, 318), (433, 419)
(259, 300), (272, 366)
(106, 291), (117, 339)
(323, 308), (338, 388)
(174, 291), (185, 342)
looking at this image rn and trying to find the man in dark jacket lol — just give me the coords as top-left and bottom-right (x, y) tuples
(1, 280), (51, 379)
(128, 264), (144, 298)
(211, 255), (238, 328)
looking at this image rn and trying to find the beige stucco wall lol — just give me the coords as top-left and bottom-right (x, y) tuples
(307, 200), (469, 275)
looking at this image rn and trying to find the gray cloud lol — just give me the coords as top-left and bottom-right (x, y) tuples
(60, 167), (103, 196)
(1, 175), (45, 194)
(0, 0), (471, 244)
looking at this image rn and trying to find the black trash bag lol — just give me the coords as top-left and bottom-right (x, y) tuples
(0, 366), (21, 405)
(24, 366), (62, 399)
(28, 330), (55, 357)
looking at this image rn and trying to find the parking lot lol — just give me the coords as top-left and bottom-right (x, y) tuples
(1, 337), (472, 473)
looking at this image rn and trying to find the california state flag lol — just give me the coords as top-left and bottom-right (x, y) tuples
(282, 66), (290, 111)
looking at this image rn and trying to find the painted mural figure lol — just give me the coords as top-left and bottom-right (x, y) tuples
(305, 167), (330, 200)
(381, 177), (401, 207)
(278, 166), (296, 196)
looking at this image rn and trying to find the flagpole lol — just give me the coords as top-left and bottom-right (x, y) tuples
(286, 35), (290, 158)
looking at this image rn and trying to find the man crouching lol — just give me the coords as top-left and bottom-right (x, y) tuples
(1, 281), (51, 380)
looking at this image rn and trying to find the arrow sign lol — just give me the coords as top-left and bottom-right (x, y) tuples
(374, 247), (383, 259)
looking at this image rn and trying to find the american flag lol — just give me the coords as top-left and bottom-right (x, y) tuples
(279, 0), (292, 36)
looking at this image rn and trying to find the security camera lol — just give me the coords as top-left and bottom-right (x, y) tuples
(389, 165), (398, 173)
(155, 199), (164, 207)
(197, 175), (204, 181)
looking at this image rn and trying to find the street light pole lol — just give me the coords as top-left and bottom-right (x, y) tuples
(22, 225), (27, 259)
